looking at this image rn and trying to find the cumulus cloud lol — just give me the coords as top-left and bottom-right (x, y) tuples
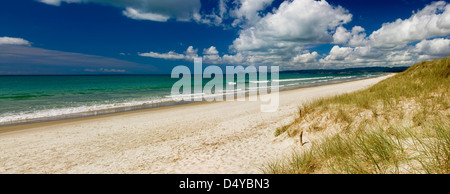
(368, 1), (450, 48)
(332, 26), (351, 45)
(320, 45), (419, 68)
(323, 46), (353, 61)
(222, 0), (353, 68)
(320, 1), (450, 68)
(203, 46), (219, 55)
(38, 0), (201, 22)
(139, 46), (199, 61)
(292, 51), (319, 63)
(230, 0), (274, 27)
(413, 38), (450, 56)
(201, 46), (222, 64)
(231, 0), (352, 52)
(333, 26), (367, 47)
(222, 53), (245, 65)
(184, 46), (199, 60)
(0, 37), (31, 46)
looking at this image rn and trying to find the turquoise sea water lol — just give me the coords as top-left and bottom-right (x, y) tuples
(0, 73), (384, 125)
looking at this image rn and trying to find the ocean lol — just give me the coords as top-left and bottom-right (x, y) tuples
(0, 72), (384, 126)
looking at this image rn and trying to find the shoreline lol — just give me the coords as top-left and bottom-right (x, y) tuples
(0, 74), (394, 173)
(0, 73), (387, 128)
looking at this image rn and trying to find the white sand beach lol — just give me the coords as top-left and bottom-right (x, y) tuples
(0, 74), (393, 174)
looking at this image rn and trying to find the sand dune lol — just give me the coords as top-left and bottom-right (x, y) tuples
(0, 74), (393, 174)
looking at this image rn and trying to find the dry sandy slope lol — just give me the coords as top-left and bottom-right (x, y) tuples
(0, 75), (393, 174)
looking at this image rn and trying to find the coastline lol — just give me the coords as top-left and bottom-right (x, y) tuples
(0, 73), (387, 127)
(0, 74), (394, 173)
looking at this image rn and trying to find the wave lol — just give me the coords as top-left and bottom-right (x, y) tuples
(0, 98), (173, 124)
(1, 86), (274, 124)
(249, 80), (270, 84)
(272, 76), (333, 82)
(332, 76), (357, 80)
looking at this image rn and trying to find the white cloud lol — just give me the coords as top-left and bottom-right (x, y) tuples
(333, 26), (367, 47)
(202, 46), (222, 64)
(203, 46), (219, 55)
(323, 46), (353, 61)
(193, 13), (223, 26)
(38, 0), (65, 6)
(232, 0), (352, 52)
(0, 37), (30, 46)
(184, 46), (199, 60)
(139, 46), (199, 61)
(385, 50), (414, 64)
(190, 0), (234, 26)
(218, 0), (228, 18)
(319, 1), (450, 69)
(224, 0), (353, 68)
(332, 26), (351, 45)
(231, 0), (274, 27)
(353, 46), (383, 59)
(203, 54), (222, 64)
(122, 7), (170, 22)
(292, 51), (319, 63)
(413, 38), (450, 56)
(138, 51), (185, 60)
(38, 0), (201, 22)
(368, 1), (450, 48)
(222, 53), (244, 64)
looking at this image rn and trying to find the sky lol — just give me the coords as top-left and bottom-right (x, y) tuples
(0, 0), (449, 74)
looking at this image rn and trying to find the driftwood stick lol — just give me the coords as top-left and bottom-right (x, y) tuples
(299, 130), (304, 146)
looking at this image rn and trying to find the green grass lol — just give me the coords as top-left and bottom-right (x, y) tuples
(264, 57), (450, 174)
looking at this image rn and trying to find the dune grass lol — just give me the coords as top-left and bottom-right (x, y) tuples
(263, 57), (449, 174)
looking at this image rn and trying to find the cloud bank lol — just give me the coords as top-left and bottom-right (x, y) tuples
(38, 0), (450, 70)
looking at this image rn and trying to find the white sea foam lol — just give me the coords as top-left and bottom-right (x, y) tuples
(272, 76), (333, 82)
(332, 76), (356, 79)
(249, 80), (270, 84)
(0, 98), (173, 124)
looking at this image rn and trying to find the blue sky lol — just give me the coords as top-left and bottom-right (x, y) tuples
(0, 0), (449, 74)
